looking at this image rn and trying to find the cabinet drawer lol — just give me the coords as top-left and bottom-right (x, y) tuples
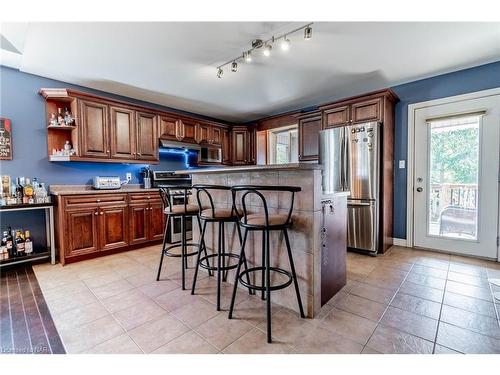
(64, 194), (127, 207)
(351, 98), (382, 124)
(128, 192), (161, 203)
(323, 106), (349, 128)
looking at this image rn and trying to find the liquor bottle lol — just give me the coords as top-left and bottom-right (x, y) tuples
(14, 230), (25, 256)
(15, 178), (23, 204)
(5, 227), (13, 257)
(23, 178), (34, 204)
(24, 230), (33, 255)
(0, 232), (8, 260)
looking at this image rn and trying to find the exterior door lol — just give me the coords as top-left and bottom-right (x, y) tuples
(110, 106), (136, 160)
(99, 205), (128, 251)
(136, 111), (158, 161)
(66, 207), (99, 257)
(79, 99), (110, 158)
(413, 94), (500, 259)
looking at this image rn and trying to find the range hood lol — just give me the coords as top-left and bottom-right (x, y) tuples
(159, 139), (201, 151)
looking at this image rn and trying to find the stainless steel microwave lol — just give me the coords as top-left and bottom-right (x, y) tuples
(199, 146), (222, 163)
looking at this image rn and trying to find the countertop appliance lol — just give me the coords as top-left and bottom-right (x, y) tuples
(319, 122), (381, 254)
(152, 170), (193, 243)
(92, 176), (121, 190)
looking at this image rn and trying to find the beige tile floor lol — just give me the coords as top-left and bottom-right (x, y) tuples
(33, 245), (500, 354)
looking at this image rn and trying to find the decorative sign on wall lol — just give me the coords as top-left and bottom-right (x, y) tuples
(0, 118), (13, 160)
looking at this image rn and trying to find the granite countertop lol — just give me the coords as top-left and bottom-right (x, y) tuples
(176, 163), (323, 175)
(50, 184), (159, 196)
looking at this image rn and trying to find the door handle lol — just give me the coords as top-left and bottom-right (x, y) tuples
(348, 202), (371, 207)
(416, 187), (423, 192)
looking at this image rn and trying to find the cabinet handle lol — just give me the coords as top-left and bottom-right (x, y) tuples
(96, 199), (101, 202)
(94, 211), (98, 215)
(147, 196), (151, 199)
(138, 152), (142, 156)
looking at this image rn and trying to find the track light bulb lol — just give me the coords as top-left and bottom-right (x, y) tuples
(263, 44), (272, 57)
(244, 51), (252, 62)
(281, 37), (290, 51)
(304, 26), (312, 40)
(217, 68), (223, 78)
(231, 61), (238, 72)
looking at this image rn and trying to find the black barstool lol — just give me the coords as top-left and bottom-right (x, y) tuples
(156, 186), (212, 290)
(191, 185), (253, 311)
(228, 185), (305, 343)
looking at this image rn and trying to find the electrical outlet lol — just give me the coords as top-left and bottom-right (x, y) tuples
(399, 160), (406, 169)
(126, 173), (132, 182)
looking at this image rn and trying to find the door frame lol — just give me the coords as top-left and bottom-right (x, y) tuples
(406, 87), (500, 261)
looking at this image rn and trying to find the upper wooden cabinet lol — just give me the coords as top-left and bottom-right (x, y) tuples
(136, 111), (158, 161)
(222, 127), (231, 164)
(181, 120), (198, 144)
(323, 105), (350, 128)
(298, 112), (322, 161)
(231, 125), (256, 165)
(79, 99), (110, 158)
(159, 115), (179, 141)
(351, 98), (382, 124)
(110, 106), (136, 160)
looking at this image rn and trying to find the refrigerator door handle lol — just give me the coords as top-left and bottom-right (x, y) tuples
(340, 128), (345, 191)
(343, 127), (349, 192)
(348, 201), (371, 207)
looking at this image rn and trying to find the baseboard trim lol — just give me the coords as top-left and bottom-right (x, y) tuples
(392, 238), (408, 247)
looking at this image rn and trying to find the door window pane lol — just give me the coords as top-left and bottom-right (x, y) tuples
(268, 126), (298, 164)
(427, 115), (480, 240)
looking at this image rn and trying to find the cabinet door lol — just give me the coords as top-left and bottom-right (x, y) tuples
(196, 123), (210, 144)
(99, 204), (128, 251)
(136, 112), (158, 161)
(129, 203), (149, 245)
(181, 120), (198, 144)
(323, 105), (350, 129)
(246, 127), (256, 165)
(159, 115), (179, 141)
(351, 98), (382, 124)
(231, 129), (247, 165)
(222, 128), (231, 164)
(65, 207), (99, 257)
(211, 126), (222, 146)
(299, 114), (322, 161)
(110, 106), (136, 160)
(149, 200), (165, 241)
(79, 99), (110, 158)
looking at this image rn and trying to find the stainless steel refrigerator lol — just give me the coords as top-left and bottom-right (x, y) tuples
(319, 122), (381, 253)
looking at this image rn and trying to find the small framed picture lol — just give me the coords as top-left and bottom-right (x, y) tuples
(0, 118), (13, 160)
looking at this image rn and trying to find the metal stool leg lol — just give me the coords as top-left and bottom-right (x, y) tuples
(261, 230), (266, 301)
(180, 216), (186, 290)
(156, 215), (170, 281)
(228, 228), (248, 319)
(222, 222), (228, 282)
(191, 220), (207, 295)
(265, 229), (272, 343)
(196, 216), (213, 276)
(216, 221), (223, 311)
(236, 223), (254, 295)
(283, 229), (305, 318)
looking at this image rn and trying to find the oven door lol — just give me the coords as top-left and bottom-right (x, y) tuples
(167, 197), (193, 243)
(200, 146), (222, 163)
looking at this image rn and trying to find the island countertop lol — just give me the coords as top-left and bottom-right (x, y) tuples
(49, 184), (159, 196)
(176, 163), (322, 175)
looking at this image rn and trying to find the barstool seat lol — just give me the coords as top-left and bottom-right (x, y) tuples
(166, 204), (199, 215)
(200, 208), (239, 220)
(245, 213), (288, 227)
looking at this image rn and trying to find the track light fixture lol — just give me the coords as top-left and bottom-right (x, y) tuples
(215, 22), (313, 79)
(304, 25), (313, 40)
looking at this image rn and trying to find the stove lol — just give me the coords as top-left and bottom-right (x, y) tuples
(152, 171), (193, 243)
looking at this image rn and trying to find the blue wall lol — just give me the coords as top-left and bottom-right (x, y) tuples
(391, 61), (500, 239)
(0, 65), (214, 185)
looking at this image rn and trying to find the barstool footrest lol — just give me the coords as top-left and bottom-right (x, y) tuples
(163, 243), (200, 258)
(238, 266), (293, 292)
(199, 253), (240, 272)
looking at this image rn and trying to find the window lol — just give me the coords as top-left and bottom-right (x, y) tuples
(267, 125), (298, 164)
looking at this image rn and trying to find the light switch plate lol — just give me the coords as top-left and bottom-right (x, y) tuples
(399, 160), (406, 169)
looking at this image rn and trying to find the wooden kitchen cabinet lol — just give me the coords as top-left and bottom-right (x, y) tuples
(211, 126), (222, 146)
(136, 111), (158, 161)
(231, 125), (256, 165)
(65, 207), (99, 258)
(222, 127), (231, 164)
(110, 105), (136, 160)
(180, 120), (198, 144)
(351, 98), (382, 124)
(99, 204), (129, 251)
(54, 191), (163, 265)
(159, 115), (179, 141)
(79, 99), (110, 158)
(298, 112), (322, 161)
(323, 105), (350, 129)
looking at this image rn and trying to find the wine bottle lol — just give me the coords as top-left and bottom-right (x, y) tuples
(14, 230), (25, 256)
(24, 230), (33, 255)
(5, 227), (13, 257)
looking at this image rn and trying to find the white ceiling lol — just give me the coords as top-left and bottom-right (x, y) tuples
(1, 22), (500, 122)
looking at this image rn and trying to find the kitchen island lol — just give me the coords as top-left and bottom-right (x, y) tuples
(176, 164), (348, 318)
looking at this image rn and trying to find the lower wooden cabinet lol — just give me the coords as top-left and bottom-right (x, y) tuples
(55, 192), (164, 265)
